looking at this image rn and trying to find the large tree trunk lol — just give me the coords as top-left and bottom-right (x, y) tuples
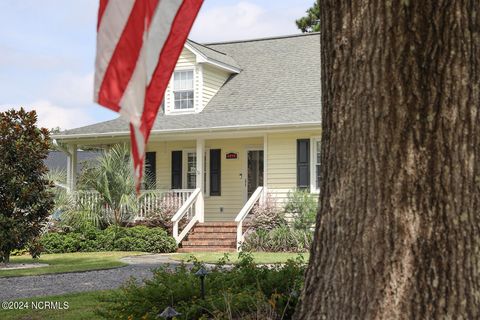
(295, 1), (480, 319)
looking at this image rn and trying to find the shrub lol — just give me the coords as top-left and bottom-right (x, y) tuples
(242, 225), (313, 253)
(284, 189), (317, 231)
(0, 109), (54, 263)
(97, 253), (306, 320)
(249, 195), (286, 231)
(40, 226), (177, 254)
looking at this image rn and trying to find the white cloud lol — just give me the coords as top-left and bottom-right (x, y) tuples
(0, 101), (94, 130)
(190, 1), (304, 43)
(47, 72), (94, 108)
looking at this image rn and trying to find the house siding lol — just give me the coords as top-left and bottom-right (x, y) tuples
(146, 130), (321, 221)
(147, 137), (263, 221)
(266, 130), (321, 207)
(202, 64), (230, 109)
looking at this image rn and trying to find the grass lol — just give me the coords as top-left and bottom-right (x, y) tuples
(0, 252), (144, 278)
(0, 290), (116, 320)
(169, 252), (309, 264)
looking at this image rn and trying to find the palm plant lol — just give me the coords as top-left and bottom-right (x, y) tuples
(79, 144), (139, 226)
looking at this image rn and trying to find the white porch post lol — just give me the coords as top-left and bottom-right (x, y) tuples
(263, 133), (268, 203)
(66, 144), (77, 192)
(195, 138), (205, 222)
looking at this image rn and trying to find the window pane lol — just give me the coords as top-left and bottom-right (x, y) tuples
(187, 152), (196, 189)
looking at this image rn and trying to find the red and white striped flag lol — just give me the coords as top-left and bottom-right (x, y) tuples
(94, 0), (203, 192)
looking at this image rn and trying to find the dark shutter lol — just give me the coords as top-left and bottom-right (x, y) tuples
(210, 149), (221, 196)
(145, 152), (156, 189)
(171, 151), (182, 189)
(297, 139), (310, 189)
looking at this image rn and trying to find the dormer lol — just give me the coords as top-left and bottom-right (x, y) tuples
(163, 40), (241, 115)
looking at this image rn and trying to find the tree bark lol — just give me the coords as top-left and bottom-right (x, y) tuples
(295, 1), (480, 319)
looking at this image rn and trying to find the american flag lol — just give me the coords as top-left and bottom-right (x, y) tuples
(94, 0), (203, 192)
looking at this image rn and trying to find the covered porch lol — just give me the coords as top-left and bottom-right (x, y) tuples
(60, 133), (270, 248)
(56, 127), (320, 249)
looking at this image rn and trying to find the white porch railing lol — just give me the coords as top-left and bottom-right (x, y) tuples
(72, 189), (195, 219)
(171, 188), (202, 243)
(234, 186), (264, 251)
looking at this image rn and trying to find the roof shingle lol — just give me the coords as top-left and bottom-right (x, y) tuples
(57, 33), (321, 138)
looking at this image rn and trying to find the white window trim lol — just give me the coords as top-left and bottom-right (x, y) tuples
(310, 136), (321, 194)
(170, 68), (196, 114)
(182, 148), (210, 196)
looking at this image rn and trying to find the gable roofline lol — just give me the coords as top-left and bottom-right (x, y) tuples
(203, 32), (320, 46)
(184, 41), (241, 74)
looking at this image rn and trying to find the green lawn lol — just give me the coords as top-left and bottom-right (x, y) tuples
(0, 252), (143, 278)
(169, 252), (309, 264)
(0, 290), (115, 320)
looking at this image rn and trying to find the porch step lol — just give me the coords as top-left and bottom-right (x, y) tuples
(177, 247), (236, 253)
(188, 233), (236, 240)
(177, 221), (238, 252)
(193, 227), (237, 233)
(182, 239), (236, 247)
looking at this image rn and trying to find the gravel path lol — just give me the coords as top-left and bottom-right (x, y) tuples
(0, 254), (185, 300)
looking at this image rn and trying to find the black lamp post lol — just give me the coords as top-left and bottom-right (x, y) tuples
(195, 267), (209, 299)
(157, 306), (181, 319)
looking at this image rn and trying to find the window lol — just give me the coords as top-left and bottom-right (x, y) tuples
(173, 70), (194, 110)
(181, 150), (210, 195)
(186, 152), (196, 189)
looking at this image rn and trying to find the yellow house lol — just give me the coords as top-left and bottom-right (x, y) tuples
(53, 33), (321, 251)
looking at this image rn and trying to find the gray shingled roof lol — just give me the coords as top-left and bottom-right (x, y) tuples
(57, 33), (320, 138)
(186, 40), (241, 70)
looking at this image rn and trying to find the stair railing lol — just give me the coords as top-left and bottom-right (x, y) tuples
(171, 188), (202, 244)
(234, 186), (264, 251)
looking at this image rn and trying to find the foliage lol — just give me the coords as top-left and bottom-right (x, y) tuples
(0, 108), (54, 263)
(42, 169), (102, 232)
(171, 252), (309, 265)
(242, 225), (313, 253)
(97, 252), (306, 319)
(249, 195), (286, 231)
(40, 226), (177, 254)
(296, 1), (320, 33)
(284, 189), (317, 232)
(79, 144), (138, 227)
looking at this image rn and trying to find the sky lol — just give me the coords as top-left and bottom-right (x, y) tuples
(0, 0), (313, 130)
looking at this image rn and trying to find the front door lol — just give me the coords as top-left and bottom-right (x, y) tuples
(247, 150), (264, 198)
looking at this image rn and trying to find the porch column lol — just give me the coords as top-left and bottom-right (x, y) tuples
(263, 133), (268, 203)
(66, 144), (77, 192)
(195, 138), (205, 222)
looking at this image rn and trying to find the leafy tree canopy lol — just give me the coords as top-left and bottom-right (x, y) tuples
(0, 108), (54, 263)
(296, 1), (320, 33)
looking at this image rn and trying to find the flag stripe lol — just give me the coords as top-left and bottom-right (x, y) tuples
(119, 0), (182, 125)
(95, 0), (204, 193)
(97, 0), (109, 30)
(94, 0), (135, 106)
(97, 0), (150, 111)
(141, 0), (203, 139)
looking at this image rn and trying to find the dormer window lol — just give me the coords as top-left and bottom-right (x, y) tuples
(173, 70), (194, 110)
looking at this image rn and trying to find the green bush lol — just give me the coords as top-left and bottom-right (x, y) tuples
(242, 225), (313, 253)
(97, 253), (306, 319)
(40, 226), (177, 254)
(284, 189), (317, 231)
